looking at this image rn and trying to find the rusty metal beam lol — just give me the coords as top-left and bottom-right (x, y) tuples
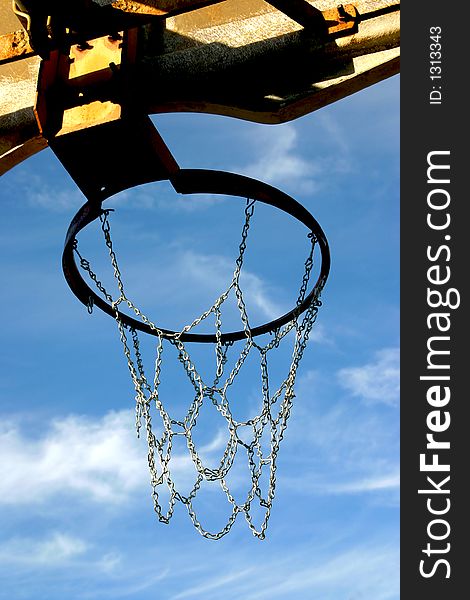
(0, 29), (34, 64)
(264, 0), (327, 31)
(2, 0), (229, 63)
(110, 0), (227, 16)
(0, 1), (368, 66)
(139, 0), (399, 122)
(0, 0), (400, 176)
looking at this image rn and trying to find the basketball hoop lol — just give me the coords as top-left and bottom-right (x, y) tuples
(62, 168), (330, 539)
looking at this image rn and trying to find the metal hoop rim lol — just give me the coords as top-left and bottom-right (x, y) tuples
(62, 168), (330, 343)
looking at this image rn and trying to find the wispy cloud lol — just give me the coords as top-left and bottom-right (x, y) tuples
(282, 368), (399, 502)
(79, 569), (171, 600)
(249, 545), (399, 600)
(338, 347), (399, 406)
(27, 181), (86, 212)
(317, 112), (351, 156)
(312, 470), (399, 495)
(127, 249), (284, 326)
(233, 118), (354, 197)
(0, 532), (88, 566)
(106, 183), (222, 213)
(170, 543), (398, 600)
(307, 321), (330, 344)
(172, 568), (255, 600)
(9, 170), (86, 213)
(292, 370), (398, 454)
(180, 250), (282, 320)
(237, 124), (319, 194)
(0, 533), (398, 600)
(0, 410), (255, 508)
(0, 410), (231, 506)
(0, 411), (146, 505)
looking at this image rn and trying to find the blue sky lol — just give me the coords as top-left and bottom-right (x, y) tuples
(0, 74), (399, 599)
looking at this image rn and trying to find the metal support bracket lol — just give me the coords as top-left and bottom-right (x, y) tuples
(21, 1), (358, 201)
(33, 26), (179, 202)
(1, 1), (361, 65)
(265, 1), (357, 36)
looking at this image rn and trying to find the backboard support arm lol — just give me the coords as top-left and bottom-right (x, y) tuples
(34, 27), (179, 202)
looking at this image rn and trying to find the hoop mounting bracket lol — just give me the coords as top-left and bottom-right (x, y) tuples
(33, 25), (179, 202)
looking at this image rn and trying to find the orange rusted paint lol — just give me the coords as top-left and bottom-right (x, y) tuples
(0, 29), (34, 65)
(325, 4), (359, 36)
(34, 34), (124, 138)
(0, 2), (360, 67)
(111, 0), (226, 16)
(0, 1), (227, 66)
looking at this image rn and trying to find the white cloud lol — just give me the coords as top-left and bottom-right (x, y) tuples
(79, 570), (171, 599)
(317, 112), (351, 156)
(314, 470), (399, 495)
(338, 347), (399, 406)
(281, 369), (399, 502)
(0, 410), (223, 506)
(235, 118), (354, 195)
(0, 410), (254, 508)
(170, 543), (398, 600)
(0, 411), (146, 505)
(97, 552), (123, 573)
(280, 466), (399, 506)
(172, 568), (255, 600)
(27, 183), (85, 212)
(116, 247), (284, 329)
(0, 532), (88, 566)
(105, 183), (221, 213)
(248, 545), (398, 600)
(307, 321), (330, 344)
(176, 249), (283, 322)
(239, 125), (319, 193)
(8, 169), (86, 212)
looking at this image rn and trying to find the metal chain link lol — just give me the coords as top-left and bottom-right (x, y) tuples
(74, 201), (322, 539)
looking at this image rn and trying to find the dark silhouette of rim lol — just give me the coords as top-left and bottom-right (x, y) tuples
(62, 169), (330, 343)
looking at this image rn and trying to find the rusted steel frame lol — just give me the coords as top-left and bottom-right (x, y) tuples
(276, 54), (400, 123)
(30, 4), (371, 138)
(135, 4), (400, 123)
(110, 0), (226, 15)
(0, 0), (400, 176)
(141, 56), (400, 126)
(35, 28), (179, 200)
(0, 29), (34, 64)
(2, 0), (228, 64)
(0, 1), (362, 66)
(264, 0), (327, 31)
(323, 4), (358, 35)
(264, 2), (359, 36)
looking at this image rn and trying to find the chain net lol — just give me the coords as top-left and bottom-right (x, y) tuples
(73, 199), (323, 539)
